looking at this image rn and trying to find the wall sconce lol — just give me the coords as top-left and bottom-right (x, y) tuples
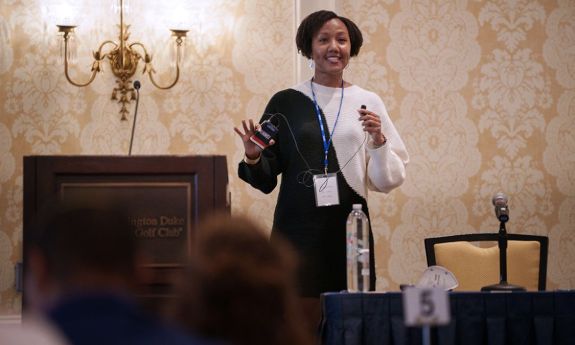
(57, 0), (188, 120)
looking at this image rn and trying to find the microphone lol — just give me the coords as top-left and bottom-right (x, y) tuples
(492, 192), (509, 223)
(128, 80), (141, 156)
(482, 192), (525, 291)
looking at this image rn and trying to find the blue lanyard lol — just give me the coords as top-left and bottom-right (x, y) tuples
(310, 78), (344, 174)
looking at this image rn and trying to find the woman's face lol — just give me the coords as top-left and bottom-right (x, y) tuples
(311, 18), (351, 78)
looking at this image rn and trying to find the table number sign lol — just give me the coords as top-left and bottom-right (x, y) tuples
(402, 287), (450, 326)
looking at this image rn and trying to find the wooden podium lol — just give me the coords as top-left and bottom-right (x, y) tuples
(23, 155), (230, 312)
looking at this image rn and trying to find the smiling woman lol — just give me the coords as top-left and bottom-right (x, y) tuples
(233, 9), (409, 337)
(296, 11), (363, 87)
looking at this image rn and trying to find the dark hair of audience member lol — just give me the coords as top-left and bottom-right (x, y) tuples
(168, 214), (313, 345)
(29, 198), (137, 287)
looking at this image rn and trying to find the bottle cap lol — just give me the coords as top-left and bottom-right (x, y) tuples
(352, 204), (362, 210)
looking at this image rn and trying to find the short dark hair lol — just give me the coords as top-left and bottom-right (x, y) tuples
(30, 199), (137, 282)
(170, 214), (312, 345)
(296, 10), (363, 59)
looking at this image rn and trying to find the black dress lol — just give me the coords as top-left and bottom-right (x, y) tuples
(238, 88), (376, 297)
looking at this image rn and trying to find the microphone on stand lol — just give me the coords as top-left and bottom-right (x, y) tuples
(492, 192), (509, 223)
(128, 80), (141, 156)
(481, 192), (526, 292)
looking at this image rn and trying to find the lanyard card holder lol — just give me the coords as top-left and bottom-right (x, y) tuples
(313, 173), (340, 207)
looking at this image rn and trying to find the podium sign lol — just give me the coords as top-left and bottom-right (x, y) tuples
(23, 155), (229, 311)
(60, 182), (192, 267)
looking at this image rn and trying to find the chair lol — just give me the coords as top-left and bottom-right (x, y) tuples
(424, 233), (548, 291)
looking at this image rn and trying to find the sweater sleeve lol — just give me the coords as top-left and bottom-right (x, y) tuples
(366, 97), (409, 193)
(237, 94), (283, 194)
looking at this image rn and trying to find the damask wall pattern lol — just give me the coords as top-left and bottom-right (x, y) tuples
(0, 0), (574, 316)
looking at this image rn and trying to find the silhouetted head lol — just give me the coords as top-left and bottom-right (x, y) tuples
(26, 198), (139, 308)
(170, 214), (312, 345)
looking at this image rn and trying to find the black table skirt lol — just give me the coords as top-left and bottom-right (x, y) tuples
(320, 291), (575, 345)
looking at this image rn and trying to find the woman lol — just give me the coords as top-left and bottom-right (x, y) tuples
(234, 10), (408, 328)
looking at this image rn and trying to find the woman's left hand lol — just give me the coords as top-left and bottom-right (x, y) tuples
(358, 107), (387, 146)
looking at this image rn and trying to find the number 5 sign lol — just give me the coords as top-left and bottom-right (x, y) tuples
(402, 287), (451, 326)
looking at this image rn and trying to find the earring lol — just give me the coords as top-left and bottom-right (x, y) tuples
(308, 59), (315, 69)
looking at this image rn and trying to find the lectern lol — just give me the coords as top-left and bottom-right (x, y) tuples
(23, 155), (229, 312)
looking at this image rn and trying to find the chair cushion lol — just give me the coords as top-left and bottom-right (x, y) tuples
(434, 240), (541, 291)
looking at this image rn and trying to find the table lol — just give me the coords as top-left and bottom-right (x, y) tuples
(320, 291), (575, 345)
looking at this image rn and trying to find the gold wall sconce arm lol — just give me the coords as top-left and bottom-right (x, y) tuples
(57, 0), (188, 121)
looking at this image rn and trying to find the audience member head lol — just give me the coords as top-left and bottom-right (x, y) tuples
(26, 198), (139, 310)
(169, 214), (313, 345)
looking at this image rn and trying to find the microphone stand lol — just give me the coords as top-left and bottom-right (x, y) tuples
(128, 81), (141, 155)
(481, 220), (526, 291)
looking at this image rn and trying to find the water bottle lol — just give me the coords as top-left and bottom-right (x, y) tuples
(346, 204), (370, 292)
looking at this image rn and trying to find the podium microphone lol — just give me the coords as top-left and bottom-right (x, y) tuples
(128, 80), (141, 156)
(492, 192), (509, 223)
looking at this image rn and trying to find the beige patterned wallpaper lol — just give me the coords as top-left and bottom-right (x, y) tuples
(0, 0), (574, 316)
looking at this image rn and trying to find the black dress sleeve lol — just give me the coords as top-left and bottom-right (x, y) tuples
(237, 92), (284, 194)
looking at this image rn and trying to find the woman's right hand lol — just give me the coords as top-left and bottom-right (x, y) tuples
(234, 119), (270, 159)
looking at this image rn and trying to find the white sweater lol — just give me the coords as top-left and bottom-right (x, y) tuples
(292, 80), (409, 199)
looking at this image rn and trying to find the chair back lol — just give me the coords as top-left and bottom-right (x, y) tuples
(424, 233), (548, 291)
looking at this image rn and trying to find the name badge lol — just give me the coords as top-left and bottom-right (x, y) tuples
(313, 173), (339, 207)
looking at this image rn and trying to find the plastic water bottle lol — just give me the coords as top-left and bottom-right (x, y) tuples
(346, 204), (370, 292)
